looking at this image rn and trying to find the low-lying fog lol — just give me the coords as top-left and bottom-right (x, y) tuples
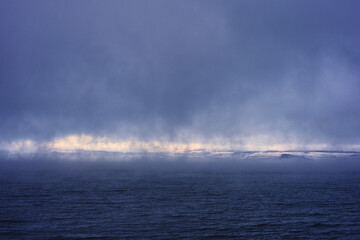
(1, 151), (360, 176)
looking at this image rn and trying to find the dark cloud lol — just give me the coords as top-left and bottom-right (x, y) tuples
(1, 0), (360, 147)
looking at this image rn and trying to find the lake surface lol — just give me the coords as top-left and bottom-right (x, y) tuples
(1, 162), (360, 239)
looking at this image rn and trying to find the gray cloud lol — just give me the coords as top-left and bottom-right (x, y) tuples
(1, 0), (360, 147)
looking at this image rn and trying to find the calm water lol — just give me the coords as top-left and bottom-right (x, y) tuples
(1, 162), (360, 239)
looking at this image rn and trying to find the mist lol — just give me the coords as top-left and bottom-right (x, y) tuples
(1, 0), (360, 149)
(2, 150), (360, 176)
(3, 2), (360, 239)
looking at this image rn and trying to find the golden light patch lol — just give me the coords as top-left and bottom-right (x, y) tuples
(1, 134), (360, 154)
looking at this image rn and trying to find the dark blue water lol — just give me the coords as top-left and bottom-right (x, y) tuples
(1, 162), (360, 239)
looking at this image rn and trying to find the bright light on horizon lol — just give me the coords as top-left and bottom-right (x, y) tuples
(1, 134), (360, 154)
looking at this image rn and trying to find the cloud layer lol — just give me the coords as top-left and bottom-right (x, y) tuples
(1, 0), (360, 149)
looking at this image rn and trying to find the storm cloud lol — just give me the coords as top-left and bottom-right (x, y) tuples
(1, 0), (360, 149)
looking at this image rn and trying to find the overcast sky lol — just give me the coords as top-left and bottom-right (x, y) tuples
(1, 0), (360, 150)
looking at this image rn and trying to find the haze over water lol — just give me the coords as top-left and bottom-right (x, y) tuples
(1, 0), (360, 238)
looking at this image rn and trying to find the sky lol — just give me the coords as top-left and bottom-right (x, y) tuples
(1, 0), (360, 153)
